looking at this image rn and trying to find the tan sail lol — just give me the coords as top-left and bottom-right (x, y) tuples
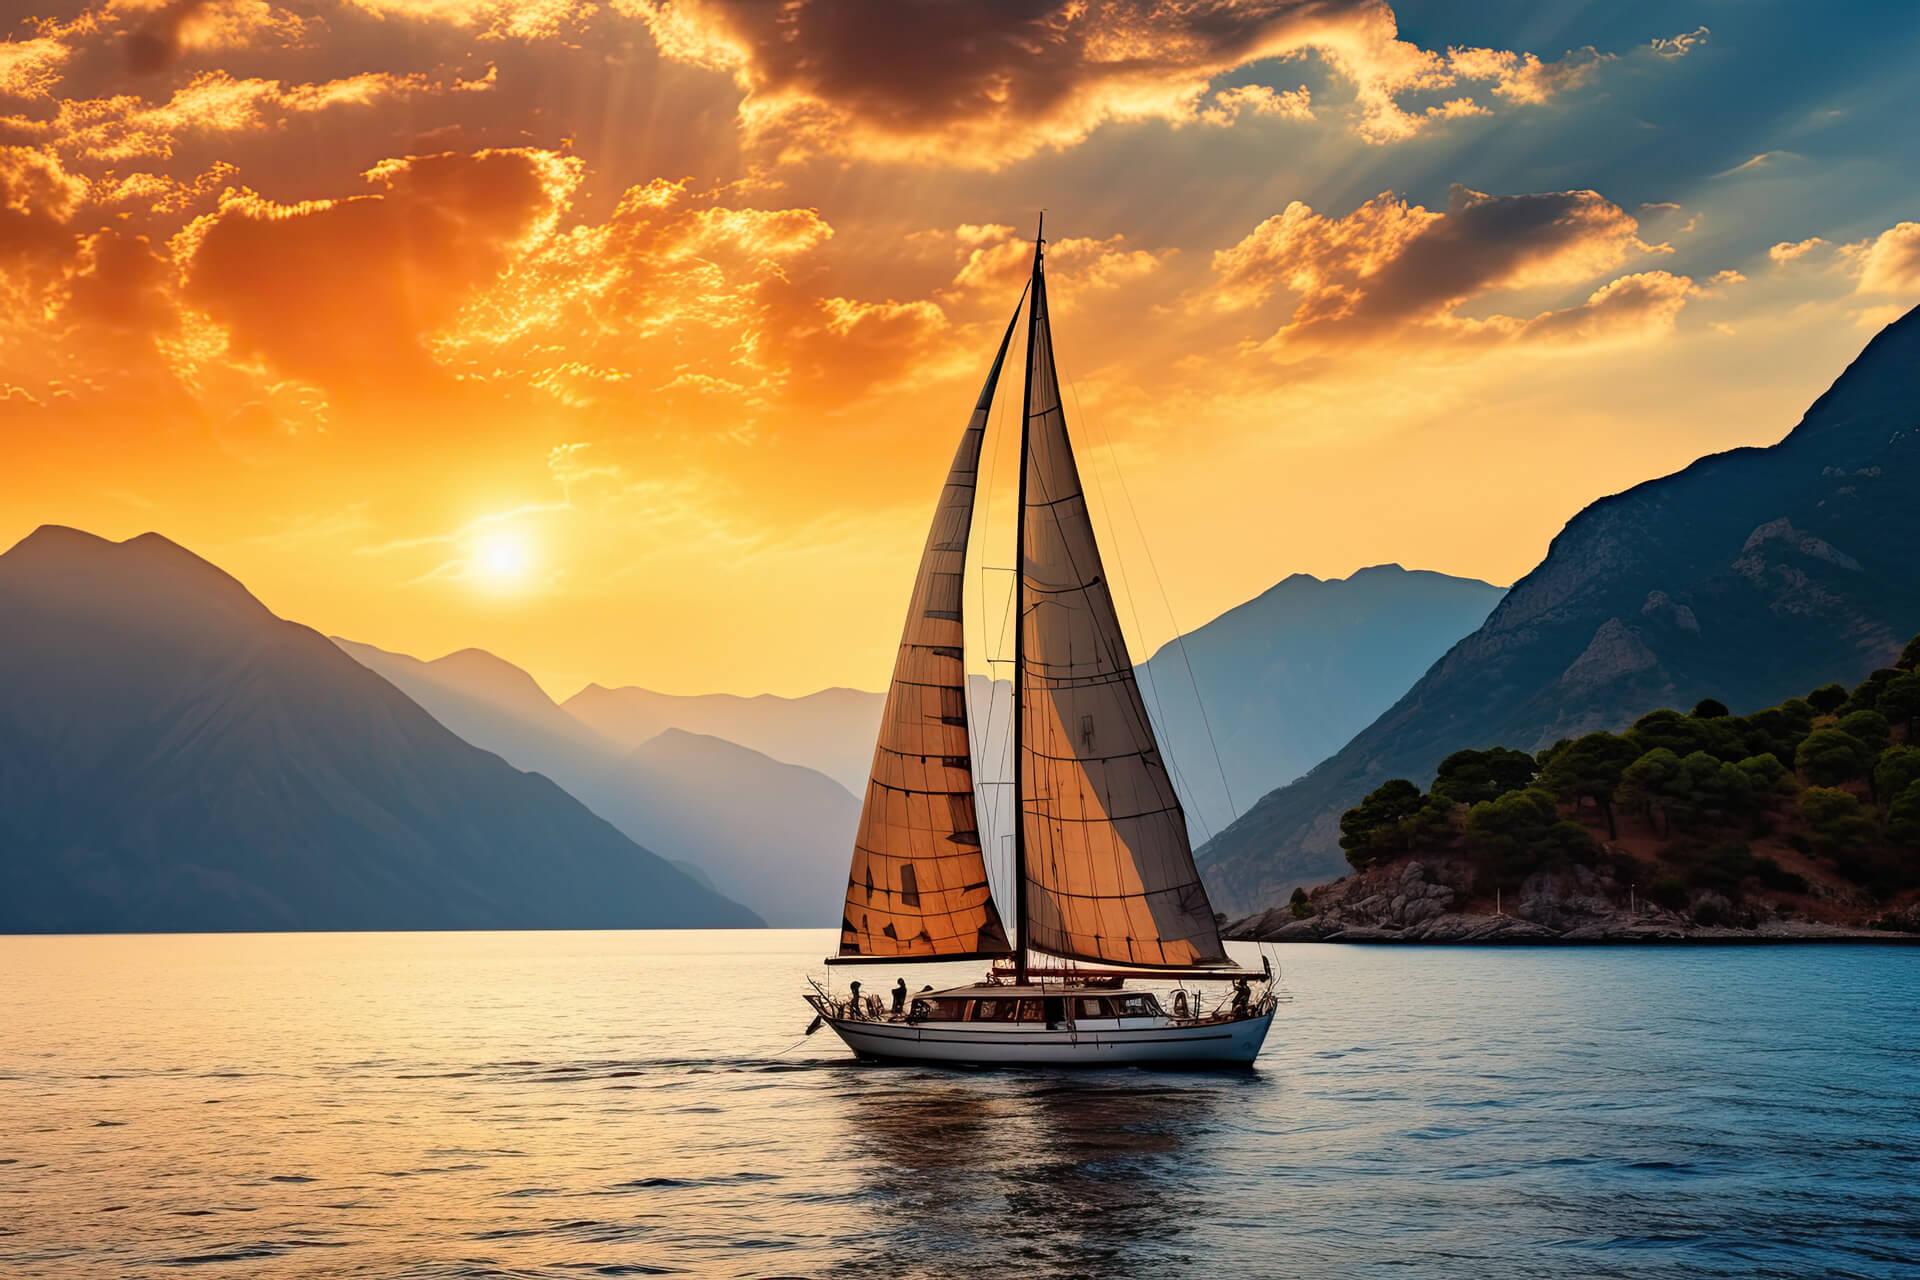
(1015, 242), (1228, 969)
(837, 302), (1024, 960)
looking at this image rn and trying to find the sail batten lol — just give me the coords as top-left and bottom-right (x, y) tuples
(1013, 237), (1229, 970)
(835, 298), (1026, 963)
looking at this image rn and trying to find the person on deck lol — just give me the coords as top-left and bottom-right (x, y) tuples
(847, 979), (862, 1018)
(1231, 978), (1252, 1019)
(891, 978), (908, 1016)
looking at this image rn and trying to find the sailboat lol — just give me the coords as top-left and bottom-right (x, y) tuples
(803, 221), (1277, 1068)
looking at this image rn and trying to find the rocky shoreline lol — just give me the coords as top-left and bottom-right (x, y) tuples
(1228, 859), (1920, 945)
(1231, 913), (1918, 944)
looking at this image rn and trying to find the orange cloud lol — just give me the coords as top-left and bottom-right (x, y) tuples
(1497, 270), (1696, 343)
(1443, 44), (1610, 105)
(0, 145), (86, 270)
(441, 177), (964, 415)
(1212, 184), (1683, 347)
(1769, 236), (1827, 264)
(1844, 222), (1920, 295)
(1198, 82), (1313, 126)
(11, 68), (442, 162)
(174, 147), (580, 393)
(0, 37), (71, 98)
(622, 0), (1623, 164)
(949, 227), (1172, 307)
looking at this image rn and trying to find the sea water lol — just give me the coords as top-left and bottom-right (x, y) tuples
(1, 931), (1914, 1278)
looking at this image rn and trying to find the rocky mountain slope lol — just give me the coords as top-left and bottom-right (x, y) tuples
(336, 641), (859, 927)
(1137, 565), (1503, 842)
(1200, 303), (1920, 915)
(0, 528), (762, 932)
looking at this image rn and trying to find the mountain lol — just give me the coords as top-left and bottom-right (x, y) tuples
(0, 527), (761, 932)
(333, 641), (619, 789)
(614, 728), (860, 925)
(335, 640), (861, 927)
(1136, 565), (1504, 842)
(562, 683), (884, 795)
(550, 568), (1502, 862)
(1199, 303), (1920, 915)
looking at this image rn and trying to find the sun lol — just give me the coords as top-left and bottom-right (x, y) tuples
(473, 532), (532, 585)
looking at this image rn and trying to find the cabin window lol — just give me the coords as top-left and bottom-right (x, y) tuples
(1076, 997), (1113, 1019)
(1114, 994), (1158, 1017)
(1017, 999), (1045, 1022)
(972, 999), (1018, 1022)
(922, 998), (966, 1020)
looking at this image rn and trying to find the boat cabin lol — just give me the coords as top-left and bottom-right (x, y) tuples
(906, 985), (1165, 1026)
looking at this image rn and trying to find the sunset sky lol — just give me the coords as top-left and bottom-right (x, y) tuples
(4, 0), (1918, 696)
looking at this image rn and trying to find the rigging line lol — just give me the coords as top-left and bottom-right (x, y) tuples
(1062, 368), (1216, 848)
(1064, 368), (1239, 836)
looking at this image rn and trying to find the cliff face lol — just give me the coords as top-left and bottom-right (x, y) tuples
(1200, 304), (1920, 914)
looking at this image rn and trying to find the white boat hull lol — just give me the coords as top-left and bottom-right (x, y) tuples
(818, 1008), (1275, 1068)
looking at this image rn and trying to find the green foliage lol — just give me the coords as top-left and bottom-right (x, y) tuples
(1807, 683), (1850, 715)
(1795, 728), (1873, 787)
(1879, 672), (1920, 732)
(1874, 746), (1920, 805)
(1838, 709), (1891, 753)
(1741, 701), (1816, 765)
(1620, 748), (1683, 835)
(1373, 630), (1920, 907)
(1801, 787), (1876, 860)
(1736, 753), (1791, 795)
(1690, 751), (1756, 824)
(1899, 633), (1920, 671)
(1464, 786), (1594, 892)
(1693, 897), (1731, 927)
(1801, 785), (1916, 894)
(1538, 732), (1638, 838)
(1338, 780), (1450, 869)
(1617, 746), (1759, 836)
(1886, 781), (1920, 848)
(1288, 886), (1313, 919)
(1534, 737), (1574, 772)
(1430, 747), (1538, 806)
(1841, 668), (1902, 717)
(1627, 709), (1718, 759)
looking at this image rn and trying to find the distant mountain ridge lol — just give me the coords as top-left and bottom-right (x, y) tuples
(0, 527), (761, 932)
(1138, 564), (1504, 842)
(335, 640), (861, 927)
(1199, 303), (1920, 915)
(562, 682), (883, 796)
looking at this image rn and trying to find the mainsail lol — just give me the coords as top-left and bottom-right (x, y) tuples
(1013, 234), (1229, 969)
(836, 301), (1024, 960)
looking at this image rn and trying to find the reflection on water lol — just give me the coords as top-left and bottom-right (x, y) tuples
(832, 1075), (1248, 1274)
(2, 930), (1916, 1279)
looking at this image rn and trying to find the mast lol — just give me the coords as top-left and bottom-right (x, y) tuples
(1013, 213), (1043, 986)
